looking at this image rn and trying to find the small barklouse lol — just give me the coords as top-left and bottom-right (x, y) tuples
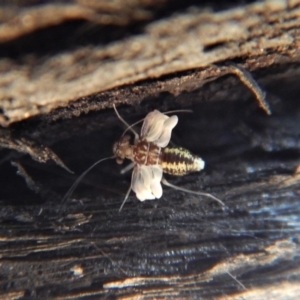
(63, 65), (272, 211)
(62, 105), (225, 211)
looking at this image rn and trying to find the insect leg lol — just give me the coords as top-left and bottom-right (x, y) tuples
(120, 162), (135, 174)
(119, 184), (132, 211)
(161, 178), (225, 207)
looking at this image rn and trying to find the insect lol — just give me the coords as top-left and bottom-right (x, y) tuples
(63, 105), (225, 211)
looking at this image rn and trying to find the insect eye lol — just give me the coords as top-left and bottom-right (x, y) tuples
(116, 157), (124, 164)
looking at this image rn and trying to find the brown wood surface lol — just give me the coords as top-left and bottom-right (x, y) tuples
(0, 1), (299, 299)
(0, 0), (300, 125)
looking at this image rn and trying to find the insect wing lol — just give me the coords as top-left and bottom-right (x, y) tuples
(141, 110), (178, 147)
(131, 165), (163, 201)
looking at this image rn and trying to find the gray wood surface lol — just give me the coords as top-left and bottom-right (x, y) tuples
(0, 1), (299, 299)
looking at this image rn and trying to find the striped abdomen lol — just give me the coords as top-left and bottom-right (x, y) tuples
(161, 147), (205, 176)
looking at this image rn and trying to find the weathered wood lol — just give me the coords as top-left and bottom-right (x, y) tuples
(0, 0), (300, 125)
(1, 65), (300, 298)
(0, 1), (299, 299)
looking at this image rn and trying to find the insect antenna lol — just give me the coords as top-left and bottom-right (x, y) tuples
(61, 105), (138, 212)
(161, 178), (226, 207)
(113, 104), (139, 140)
(61, 156), (115, 205)
(122, 109), (193, 137)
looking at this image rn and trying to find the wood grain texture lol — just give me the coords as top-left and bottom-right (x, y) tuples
(0, 0), (300, 125)
(1, 65), (300, 298)
(0, 1), (299, 299)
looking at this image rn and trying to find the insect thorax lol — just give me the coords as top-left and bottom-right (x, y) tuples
(133, 140), (161, 165)
(161, 147), (205, 176)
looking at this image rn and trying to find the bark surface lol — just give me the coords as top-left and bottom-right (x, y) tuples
(0, 1), (299, 299)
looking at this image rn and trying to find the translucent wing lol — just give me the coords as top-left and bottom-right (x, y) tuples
(141, 110), (178, 147)
(131, 165), (163, 201)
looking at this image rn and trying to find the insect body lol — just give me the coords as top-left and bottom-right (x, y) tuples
(62, 64), (272, 210)
(63, 106), (224, 211)
(113, 109), (205, 202)
(160, 147), (204, 176)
